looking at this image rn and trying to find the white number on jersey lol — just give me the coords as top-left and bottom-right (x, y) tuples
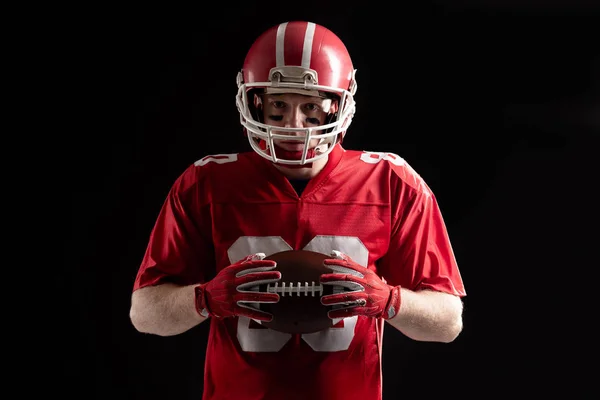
(229, 235), (367, 352)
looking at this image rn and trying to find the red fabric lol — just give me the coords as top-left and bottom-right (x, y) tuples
(133, 144), (465, 400)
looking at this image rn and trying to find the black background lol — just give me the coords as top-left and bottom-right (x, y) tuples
(63, 1), (599, 398)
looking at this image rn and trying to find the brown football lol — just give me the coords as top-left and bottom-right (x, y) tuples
(258, 250), (334, 334)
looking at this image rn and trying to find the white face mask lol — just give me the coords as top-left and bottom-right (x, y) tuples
(236, 78), (356, 166)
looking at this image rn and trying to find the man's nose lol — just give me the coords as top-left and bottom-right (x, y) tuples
(283, 107), (305, 130)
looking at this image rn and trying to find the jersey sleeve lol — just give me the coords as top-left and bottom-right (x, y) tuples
(132, 163), (215, 291)
(377, 164), (466, 297)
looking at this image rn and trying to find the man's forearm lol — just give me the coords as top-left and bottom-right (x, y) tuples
(130, 283), (208, 336)
(386, 289), (464, 343)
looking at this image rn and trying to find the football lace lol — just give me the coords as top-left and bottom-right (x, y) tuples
(265, 281), (323, 296)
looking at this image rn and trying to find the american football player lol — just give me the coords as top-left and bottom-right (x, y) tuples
(130, 21), (466, 400)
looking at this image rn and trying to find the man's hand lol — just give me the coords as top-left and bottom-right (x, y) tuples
(320, 250), (401, 320)
(195, 253), (281, 321)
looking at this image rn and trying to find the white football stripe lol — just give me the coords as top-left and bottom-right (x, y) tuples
(301, 22), (316, 68)
(275, 22), (315, 68)
(275, 22), (287, 66)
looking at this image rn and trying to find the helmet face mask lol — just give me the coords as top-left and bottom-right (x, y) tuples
(236, 21), (357, 166)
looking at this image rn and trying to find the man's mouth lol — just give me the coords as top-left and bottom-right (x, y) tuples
(276, 141), (305, 151)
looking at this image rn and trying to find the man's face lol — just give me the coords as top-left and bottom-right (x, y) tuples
(256, 92), (338, 151)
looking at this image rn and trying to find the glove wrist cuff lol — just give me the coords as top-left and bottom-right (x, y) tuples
(383, 285), (401, 320)
(194, 284), (211, 318)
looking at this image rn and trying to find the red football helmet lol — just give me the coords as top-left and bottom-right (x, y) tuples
(236, 21), (358, 165)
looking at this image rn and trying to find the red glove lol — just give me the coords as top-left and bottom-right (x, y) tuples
(320, 251), (401, 320)
(195, 253), (281, 322)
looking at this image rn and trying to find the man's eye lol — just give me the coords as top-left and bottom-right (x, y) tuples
(272, 101), (286, 108)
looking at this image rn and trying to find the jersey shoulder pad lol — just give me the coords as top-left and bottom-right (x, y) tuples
(355, 150), (431, 195)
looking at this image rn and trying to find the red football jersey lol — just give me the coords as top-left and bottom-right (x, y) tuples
(134, 144), (466, 400)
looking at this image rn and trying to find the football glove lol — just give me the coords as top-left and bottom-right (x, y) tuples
(195, 253), (281, 321)
(320, 250), (401, 320)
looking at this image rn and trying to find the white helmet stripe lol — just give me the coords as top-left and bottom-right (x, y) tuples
(275, 22), (287, 67)
(301, 22), (315, 68)
(275, 22), (315, 68)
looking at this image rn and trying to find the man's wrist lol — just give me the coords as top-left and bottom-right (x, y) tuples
(194, 284), (210, 318)
(383, 285), (401, 320)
